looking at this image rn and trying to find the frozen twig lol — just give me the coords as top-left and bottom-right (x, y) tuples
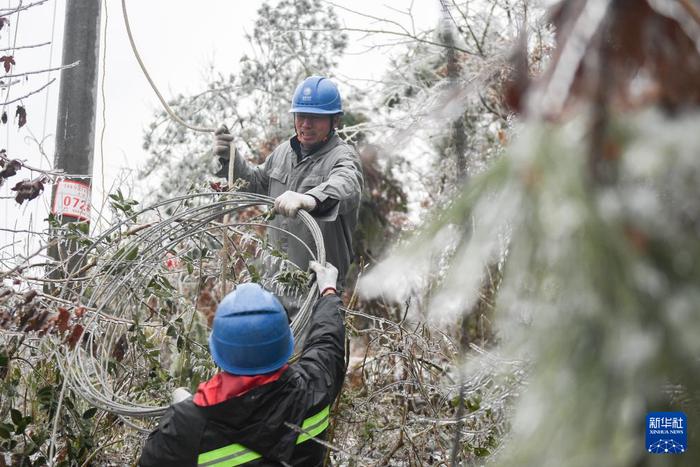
(0, 0), (49, 16)
(3, 77), (55, 105)
(1, 60), (79, 79)
(0, 40), (50, 52)
(276, 27), (479, 55)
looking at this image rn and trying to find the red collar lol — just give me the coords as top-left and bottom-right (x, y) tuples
(193, 365), (288, 407)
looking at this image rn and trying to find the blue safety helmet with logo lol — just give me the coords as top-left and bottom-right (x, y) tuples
(209, 283), (294, 375)
(289, 76), (343, 115)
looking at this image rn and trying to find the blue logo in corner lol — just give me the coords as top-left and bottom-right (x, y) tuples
(646, 412), (687, 454)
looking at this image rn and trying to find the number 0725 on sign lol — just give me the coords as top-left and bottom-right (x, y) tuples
(52, 179), (91, 221)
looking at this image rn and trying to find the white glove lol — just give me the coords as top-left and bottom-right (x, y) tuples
(172, 387), (192, 404)
(213, 125), (234, 159)
(274, 191), (317, 217)
(309, 261), (338, 296)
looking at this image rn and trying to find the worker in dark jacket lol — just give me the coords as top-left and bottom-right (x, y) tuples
(139, 261), (345, 466)
(214, 76), (363, 291)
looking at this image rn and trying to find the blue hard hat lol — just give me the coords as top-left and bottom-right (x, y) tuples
(209, 283), (293, 375)
(289, 76), (343, 115)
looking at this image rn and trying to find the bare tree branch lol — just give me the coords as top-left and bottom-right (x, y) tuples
(321, 0), (413, 37)
(0, 40), (50, 52)
(0, 0), (49, 16)
(1, 60), (80, 80)
(3, 77), (55, 105)
(276, 27), (480, 55)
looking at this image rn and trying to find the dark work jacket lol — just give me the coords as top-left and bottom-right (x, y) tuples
(139, 295), (346, 467)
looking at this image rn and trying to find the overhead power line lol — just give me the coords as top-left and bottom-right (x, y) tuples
(120, 0), (216, 134)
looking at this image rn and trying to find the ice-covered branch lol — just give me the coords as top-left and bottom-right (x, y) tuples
(3, 77), (55, 105)
(0, 0), (50, 16)
(0, 40), (50, 52)
(276, 27), (479, 55)
(1, 60), (79, 80)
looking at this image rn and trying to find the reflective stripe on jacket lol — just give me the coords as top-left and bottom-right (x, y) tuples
(197, 406), (329, 466)
(139, 295), (346, 467)
(218, 134), (363, 287)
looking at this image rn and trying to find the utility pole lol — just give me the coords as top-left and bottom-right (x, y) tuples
(48, 0), (102, 285)
(439, 1), (467, 181)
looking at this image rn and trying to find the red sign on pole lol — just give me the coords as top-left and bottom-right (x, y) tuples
(52, 179), (91, 220)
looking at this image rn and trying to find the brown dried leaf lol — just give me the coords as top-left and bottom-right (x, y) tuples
(54, 307), (71, 333)
(15, 105), (26, 128)
(209, 181), (228, 192)
(65, 324), (85, 350)
(0, 55), (15, 73)
(11, 176), (46, 204)
(111, 334), (128, 362)
(146, 294), (158, 312)
(0, 159), (21, 179)
(196, 280), (218, 327)
(18, 304), (36, 329)
(23, 289), (37, 304)
(74, 306), (86, 318)
(0, 310), (11, 329)
(27, 310), (50, 334)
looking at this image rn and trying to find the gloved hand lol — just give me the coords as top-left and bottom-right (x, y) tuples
(309, 261), (338, 296)
(213, 125), (234, 159)
(274, 191), (317, 217)
(172, 387), (192, 404)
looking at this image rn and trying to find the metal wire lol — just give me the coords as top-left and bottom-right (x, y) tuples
(50, 191), (325, 418)
(120, 0), (217, 133)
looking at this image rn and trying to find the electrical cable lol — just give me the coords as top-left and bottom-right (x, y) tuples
(99, 0), (108, 212)
(120, 0), (216, 133)
(40, 0), (58, 140)
(30, 0), (334, 423)
(44, 192), (325, 419)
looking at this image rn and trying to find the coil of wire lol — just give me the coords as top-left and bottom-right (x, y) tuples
(56, 191), (325, 420)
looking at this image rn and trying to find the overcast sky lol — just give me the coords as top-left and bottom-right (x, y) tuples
(1, 0), (440, 251)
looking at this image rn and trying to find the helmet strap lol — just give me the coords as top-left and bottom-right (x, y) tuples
(322, 115), (338, 143)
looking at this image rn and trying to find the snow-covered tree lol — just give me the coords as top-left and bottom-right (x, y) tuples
(361, 0), (700, 464)
(140, 0), (348, 199)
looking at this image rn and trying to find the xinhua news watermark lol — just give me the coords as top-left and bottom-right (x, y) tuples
(646, 412), (687, 454)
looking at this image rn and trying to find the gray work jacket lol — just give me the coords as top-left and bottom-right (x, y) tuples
(218, 134), (363, 287)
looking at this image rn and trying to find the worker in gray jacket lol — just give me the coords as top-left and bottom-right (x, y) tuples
(214, 76), (363, 290)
